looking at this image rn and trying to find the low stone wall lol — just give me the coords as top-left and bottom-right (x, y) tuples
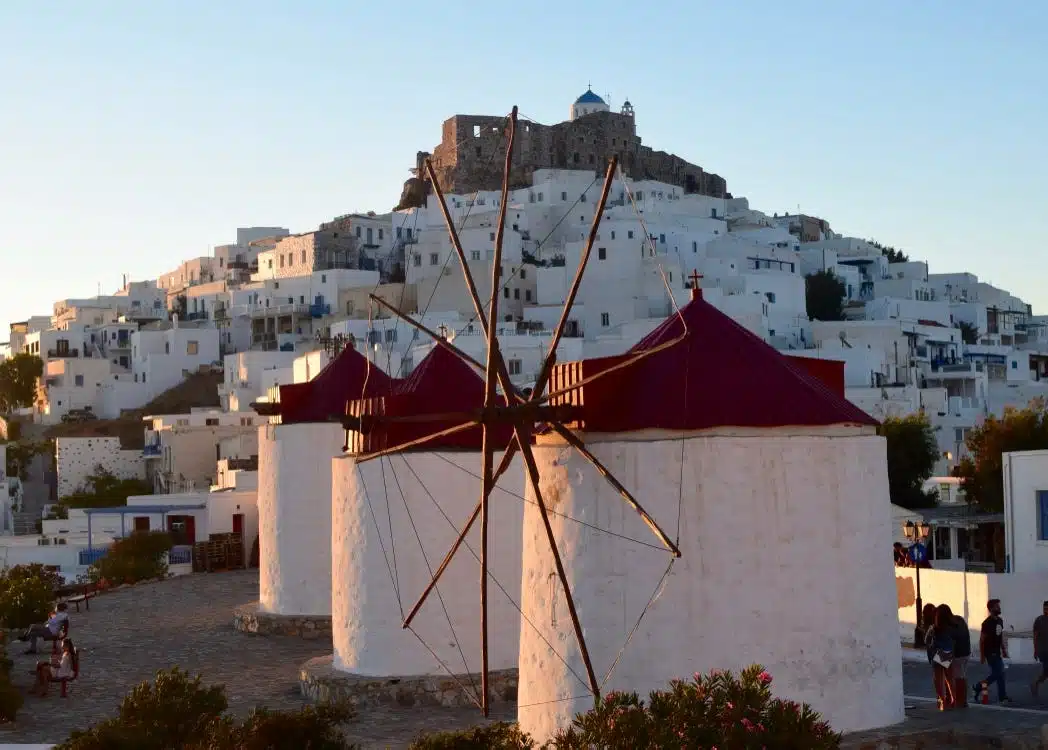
(299, 654), (518, 709)
(233, 601), (332, 641)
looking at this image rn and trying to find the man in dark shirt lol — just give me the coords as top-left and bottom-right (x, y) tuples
(974, 599), (1011, 704)
(1031, 601), (1048, 696)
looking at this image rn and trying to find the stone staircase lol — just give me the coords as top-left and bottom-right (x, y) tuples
(12, 510), (38, 536)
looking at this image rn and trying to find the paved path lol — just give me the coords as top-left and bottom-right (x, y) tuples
(0, 570), (512, 748)
(904, 657), (1048, 711)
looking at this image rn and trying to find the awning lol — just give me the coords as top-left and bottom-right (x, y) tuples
(918, 505), (1003, 528)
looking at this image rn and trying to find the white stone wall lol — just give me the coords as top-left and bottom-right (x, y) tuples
(258, 422), (344, 616)
(517, 429), (903, 740)
(1003, 449), (1048, 574)
(56, 437), (145, 498)
(331, 451), (524, 677)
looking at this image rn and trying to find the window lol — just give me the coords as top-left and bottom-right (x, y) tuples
(711, 208), (718, 218)
(74, 374), (84, 387)
(471, 250), (481, 261)
(636, 191), (644, 201)
(413, 254), (421, 267)
(356, 227), (362, 237)
(1012, 360), (1018, 369)
(628, 230), (634, 239)
(429, 253), (439, 265)
(267, 259), (273, 269)
(598, 247), (607, 260)
(1039, 491), (1048, 541)
(766, 292), (776, 303)
(561, 191), (567, 201)
(396, 227), (402, 239)
(933, 526), (951, 559)
(601, 312), (610, 327)
(301, 250), (306, 263)
(240, 417), (253, 426)
(538, 192), (544, 201)
(279, 255), (285, 268)
(508, 359), (522, 375)
(659, 234), (665, 244)
(504, 287), (510, 299)
(525, 289), (532, 302)
(611, 231), (616, 240)
(385, 329), (397, 343)
(164, 342), (170, 354)
(693, 241), (698, 253)
(378, 228), (384, 240)
(490, 232), (496, 241)
(205, 418), (219, 426)
(187, 341), (199, 355)
(514, 288), (520, 300)
(321, 274), (327, 283)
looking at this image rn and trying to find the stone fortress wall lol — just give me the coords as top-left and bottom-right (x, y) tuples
(417, 110), (729, 199)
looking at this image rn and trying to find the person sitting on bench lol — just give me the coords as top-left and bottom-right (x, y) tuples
(20, 603), (69, 654)
(31, 638), (76, 697)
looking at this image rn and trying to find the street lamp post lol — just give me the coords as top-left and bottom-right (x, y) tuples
(905, 519), (932, 648)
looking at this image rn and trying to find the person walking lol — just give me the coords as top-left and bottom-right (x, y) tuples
(932, 604), (957, 710)
(974, 598), (1012, 705)
(1031, 601), (1048, 697)
(949, 607), (971, 708)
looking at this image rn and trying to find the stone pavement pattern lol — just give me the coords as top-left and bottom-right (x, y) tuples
(0, 571), (512, 748)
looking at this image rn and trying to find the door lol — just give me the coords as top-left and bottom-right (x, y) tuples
(167, 515), (197, 546)
(133, 516), (150, 532)
(232, 514), (244, 536)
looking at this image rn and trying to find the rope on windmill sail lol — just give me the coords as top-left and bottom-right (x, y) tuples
(355, 461), (402, 605)
(385, 454), (479, 697)
(397, 452), (593, 693)
(378, 456), (403, 618)
(429, 451), (670, 552)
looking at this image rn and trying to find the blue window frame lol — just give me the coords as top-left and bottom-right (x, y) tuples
(1039, 491), (1048, 540)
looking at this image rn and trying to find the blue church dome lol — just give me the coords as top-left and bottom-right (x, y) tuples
(574, 88), (606, 105)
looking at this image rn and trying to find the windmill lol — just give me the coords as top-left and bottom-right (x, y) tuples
(343, 107), (682, 715)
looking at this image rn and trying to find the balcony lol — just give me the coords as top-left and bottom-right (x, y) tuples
(249, 304), (310, 319)
(309, 303), (331, 318)
(47, 348), (80, 358)
(78, 547), (108, 566)
(143, 443), (162, 457)
(185, 311), (208, 321)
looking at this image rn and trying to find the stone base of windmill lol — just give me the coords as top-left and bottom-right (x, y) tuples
(233, 602), (332, 641)
(298, 655), (518, 709)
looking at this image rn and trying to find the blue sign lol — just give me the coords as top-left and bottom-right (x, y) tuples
(910, 542), (927, 564)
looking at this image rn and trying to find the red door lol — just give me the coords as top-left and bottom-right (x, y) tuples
(232, 514), (244, 536)
(167, 515), (197, 546)
(133, 516), (150, 532)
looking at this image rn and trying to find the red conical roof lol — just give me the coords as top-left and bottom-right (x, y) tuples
(548, 294), (877, 432)
(278, 346), (395, 424)
(349, 342), (513, 452)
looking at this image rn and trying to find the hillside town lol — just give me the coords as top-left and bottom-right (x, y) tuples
(2, 89), (1048, 746)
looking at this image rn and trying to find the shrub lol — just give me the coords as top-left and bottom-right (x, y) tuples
(88, 530), (173, 586)
(551, 665), (840, 750)
(58, 667), (227, 750)
(56, 667), (358, 749)
(60, 466), (153, 510)
(0, 634), (23, 722)
(0, 564), (59, 629)
(410, 722), (535, 749)
(413, 667), (840, 750)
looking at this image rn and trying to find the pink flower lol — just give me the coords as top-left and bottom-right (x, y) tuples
(758, 671), (772, 685)
(742, 718), (755, 731)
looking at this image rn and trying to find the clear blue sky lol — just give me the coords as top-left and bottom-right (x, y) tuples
(2, 1), (1046, 333)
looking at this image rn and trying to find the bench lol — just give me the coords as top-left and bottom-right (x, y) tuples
(65, 585), (97, 613)
(56, 648), (80, 698)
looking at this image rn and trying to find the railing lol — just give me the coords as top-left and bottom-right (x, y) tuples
(143, 443), (162, 457)
(168, 546), (192, 565)
(185, 311), (208, 321)
(249, 304), (310, 318)
(78, 548), (108, 566)
(47, 348), (80, 358)
(310, 303), (331, 318)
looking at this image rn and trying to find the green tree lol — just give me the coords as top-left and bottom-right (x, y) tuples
(956, 399), (1048, 512)
(865, 239), (910, 263)
(804, 270), (847, 322)
(878, 412), (940, 509)
(958, 321), (979, 346)
(0, 353), (43, 412)
(60, 466), (153, 509)
(3, 439), (50, 481)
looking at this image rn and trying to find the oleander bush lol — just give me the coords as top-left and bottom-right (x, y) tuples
(0, 563), (60, 630)
(412, 666), (841, 750)
(88, 530), (173, 586)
